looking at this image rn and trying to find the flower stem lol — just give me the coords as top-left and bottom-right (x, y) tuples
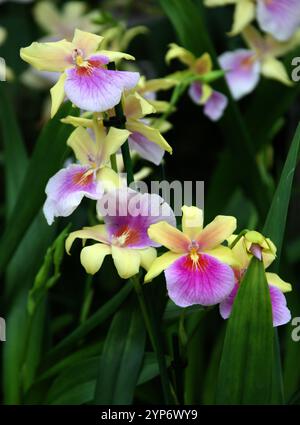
(132, 275), (174, 404)
(80, 275), (93, 324)
(110, 153), (118, 173)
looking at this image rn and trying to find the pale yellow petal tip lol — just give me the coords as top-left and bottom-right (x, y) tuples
(245, 230), (264, 244)
(65, 234), (74, 255)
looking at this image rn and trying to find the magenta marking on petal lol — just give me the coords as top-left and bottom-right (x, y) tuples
(43, 164), (103, 224)
(165, 253), (235, 307)
(97, 188), (176, 248)
(65, 66), (140, 112)
(269, 285), (291, 326)
(219, 283), (239, 319)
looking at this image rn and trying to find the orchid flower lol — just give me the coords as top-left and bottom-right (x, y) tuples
(166, 44), (228, 121)
(33, 1), (100, 41)
(137, 76), (176, 113)
(219, 26), (297, 99)
(20, 29), (140, 117)
(124, 92), (172, 165)
(219, 231), (292, 326)
(144, 206), (237, 307)
(65, 188), (176, 279)
(204, 0), (300, 42)
(62, 92), (173, 166)
(43, 121), (129, 225)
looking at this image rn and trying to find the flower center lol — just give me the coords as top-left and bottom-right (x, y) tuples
(188, 240), (200, 266)
(111, 225), (140, 247)
(72, 168), (94, 186)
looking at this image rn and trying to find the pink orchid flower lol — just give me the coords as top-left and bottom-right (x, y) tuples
(145, 206), (237, 307)
(20, 29), (140, 117)
(205, 0), (300, 42)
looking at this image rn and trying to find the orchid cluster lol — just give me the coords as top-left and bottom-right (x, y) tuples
(20, 19), (292, 329)
(205, 0), (300, 100)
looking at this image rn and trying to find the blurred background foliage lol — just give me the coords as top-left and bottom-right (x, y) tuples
(0, 0), (300, 405)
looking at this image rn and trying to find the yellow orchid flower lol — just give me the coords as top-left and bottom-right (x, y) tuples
(65, 187), (176, 279)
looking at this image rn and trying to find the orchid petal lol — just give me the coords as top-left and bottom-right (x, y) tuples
(205, 245), (239, 267)
(256, 0), (300, 42)
(100, 127), (131, 164)
(64, 67), (139, 112)
(128, 131), (165, 165)
(98, 188), (176, 249)
(181, 206), (203, 240)
(219, 49), (261, 100)
(111, 245), (141, 279)
(97, 167), (122, 191)
(261, 56), (293, 86)
(166, 43), (195, 67)
(124, 92), (156, 119)
(197, 215), (237, 250)
(148, 221), (190, 253)
(203, 90), (228, 121)
(144, 251), (184, 283)
(229, 235), (252, 269)
(61, 115), (94, 128)
(139, 247), (157, 271)
(33, 1), (63, 34)
(80, 243), (111, 275)
(269, 285), (291, 326)
(219, 283), (239, 319)
(72, 29), (103, 57)
(67, 126), (97, 165)
(229, 0), (255, 35)
(193, 53), (213, 75)
(165, 253), (235, 307)
(188, 82), (213, 105)
(65, 224), (109, 254)
(126, 120), (172, 153)
(43, 164), (103, 225)
(20, 39), (74, 72)
(50, 73), (67, 118)
(266, 272), (292, 293)
(139, 78), (176, 94)
(97, 50), (135, 62)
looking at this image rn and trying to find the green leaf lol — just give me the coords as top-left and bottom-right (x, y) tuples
(0, 85), (27, 217)
(263, 122), (300, 267)
(94, 297), (146, 404)
(0, 102), (76, 274)
(216, 258), (274, 404)
(44, 352), (168, 405)
(43, 281), (133, 368)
